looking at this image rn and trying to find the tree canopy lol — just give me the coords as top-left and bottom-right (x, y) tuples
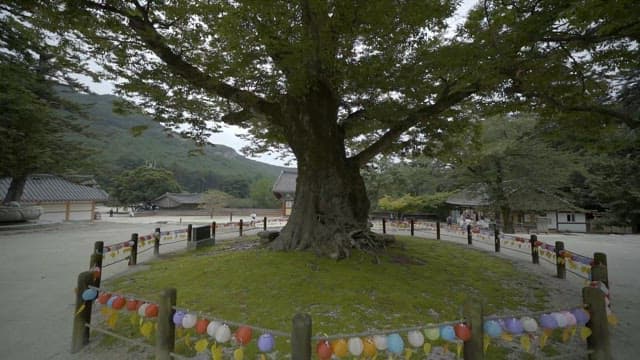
(11, 0), (639, 253)
(110, 166), (181, 207)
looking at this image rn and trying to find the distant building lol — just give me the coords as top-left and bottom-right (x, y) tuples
(153, 192), (203, 210)
(0, 174), (109, 222)
(446, 186), (590, 233)
(272, 169), (297, 216)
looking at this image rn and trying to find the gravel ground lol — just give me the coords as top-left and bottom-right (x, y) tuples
(1, 218), (637, 359)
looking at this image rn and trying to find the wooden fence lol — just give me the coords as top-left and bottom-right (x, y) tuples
(73, 218), (613, 359)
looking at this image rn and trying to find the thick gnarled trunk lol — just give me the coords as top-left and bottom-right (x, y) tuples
(269, 92), (378, 257)
(2, 175), (27, 205)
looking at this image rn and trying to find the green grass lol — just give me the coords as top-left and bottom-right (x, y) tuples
(100, 236), (551, 358)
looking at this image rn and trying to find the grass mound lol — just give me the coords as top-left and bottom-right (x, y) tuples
(102, 236), (549, 357)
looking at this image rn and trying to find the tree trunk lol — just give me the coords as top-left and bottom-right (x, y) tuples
(2, 174), (27, 204)
(501, 206), (514, 234)
(269, 91), (384, 258)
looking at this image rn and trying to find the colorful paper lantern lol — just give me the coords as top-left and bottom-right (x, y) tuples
(258, 333), (275, 353)
(484, 320), (502, 338)
(424, 326), (440, 341)
(562, 311), (577, 327)
(112, 296), (126, 310)
(571, 308), (590, 326)
(196, 319), (210, 335)
(348, 337), (364, 356)
(137, 303), (149, 317)
(215, 324), (231, 343)
(81, 288), (98, 301)
(407, 330), (424, 347)
(363, 337), (377, 357)
(387, 333), (404, 354)
(505, 318), (523, 334)
(235, 326), (253, 346)
(126, 299), (139, 312)
(552, 312), (567, 328)
(145, 304), (159, 318)
(106, 295), (118, 308)
(454, 323), (472, 341)
(173, 311), (185, 326)
(97, 292), (111, 305)
(182, 314), (197, 329)
(440, 325), (456, 342)
(331, 339), (348, 357)
(207, 321), (222, 337)
(539, 314), (558, 329)
(521, 317), (538, 333)
(373, 334), (388, 350)
(316, 340), (332, 360)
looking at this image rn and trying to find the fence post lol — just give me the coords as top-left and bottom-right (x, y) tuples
(494, 227), (500, 253)
(582, 287), (612, 360)
(187, 224), (193, 243)
(156, 288), (177, 360)
(154, 227), (161, 256)
(382, 218), (386, 234)
(128, 233), (138, 266)
(530, 235), (539, 264)
(263, 216), (267, 231)
(436, 221), (441, 240)
(463, 302), (484, 360)
(89, 241), (104, 287)
(239, 219), (243, 237)
(593, 252), (609, 287)
(291, 313), (312, 360)
(555, 241), (566, 279)
(410, 219), (414, 236)
(71, 271), (94, 353)
(467, 224), (472, 245)
(211, 222), (216, 242)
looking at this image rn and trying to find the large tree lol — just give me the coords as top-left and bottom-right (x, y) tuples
(110, 166), (181, 207)
(22, 0), (638, 256)
(0, 11), (93, 204)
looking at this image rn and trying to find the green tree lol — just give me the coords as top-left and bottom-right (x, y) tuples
(200, 190), (234, 218)
(454, 115), (580, 233)
(0, 12), (92, 203)
(249, 178), (279, 209)
(111, 167), (181, 207)
(23, 0), (638, 256)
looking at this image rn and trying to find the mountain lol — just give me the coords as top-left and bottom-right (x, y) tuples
(57, 87), (284, 195)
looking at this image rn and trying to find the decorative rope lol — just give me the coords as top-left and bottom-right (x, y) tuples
(85, 323), (154, 350)
(310, 319), (464, 341)
(170, 305), (290, 337)
(102, 256), (131, 268)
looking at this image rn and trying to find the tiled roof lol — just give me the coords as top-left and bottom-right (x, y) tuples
(447, 185), (584, 212)
(0, 174), (109, 202)
(272, 168), (297, 199)
(154, 193), (203, 204)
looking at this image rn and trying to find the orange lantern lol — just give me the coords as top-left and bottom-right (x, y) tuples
(454, 323), (472, 341)
(316, 340), (332, 360)
(145, 303), (159, 318)
(195, 318), (210, 334)
(235, 326), (253, 346)
(331, 339), (348, 358)
(112, 296), (126, 310)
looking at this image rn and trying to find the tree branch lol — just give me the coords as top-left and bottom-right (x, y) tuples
(351, 86), (478, 166)
(81, 1), (283, 125)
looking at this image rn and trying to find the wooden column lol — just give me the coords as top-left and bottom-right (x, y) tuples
(463, 302), (484, 360)
(71, 271), (94, 353)
(530, 235), (539, 264)
(128, 233), (138, 266)
(291, 313), (311, 360)
(154, 227), (161, 256)
(467, 224), (472, 245)
(410, 219), (414, 236)
(555, 241), (566, 279)
(583, 287), (612, 359)
(436, 221), (441, 240)
(156, 288), (177, 360)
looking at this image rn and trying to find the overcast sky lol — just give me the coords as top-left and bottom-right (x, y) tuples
(81, 1), (476, 168)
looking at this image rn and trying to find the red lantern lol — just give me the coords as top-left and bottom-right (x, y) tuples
(195, 319), (210, 335)
(126, 299), (139, 311)
(97, 292), (111, 305)
(112, 296), (126, 310)
(316, 340), (333, 360)
(454, 323), (472, 341)
(145, 303), (159, 317)
(235, 326), (253, 346)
